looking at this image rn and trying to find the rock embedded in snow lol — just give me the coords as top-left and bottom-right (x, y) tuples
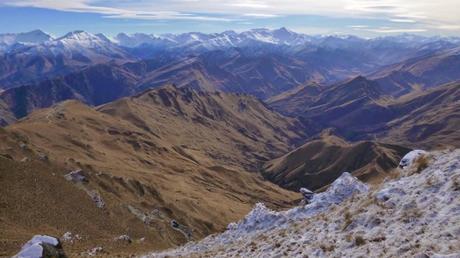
(14, 235), (66, 258)
(399, 149), (427, 169)
(300, 187), (314, 204)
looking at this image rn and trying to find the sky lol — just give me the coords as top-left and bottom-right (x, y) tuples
(0, 0), (459, 37)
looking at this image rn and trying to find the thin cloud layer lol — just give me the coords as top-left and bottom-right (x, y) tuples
(2, 0), (459, 33)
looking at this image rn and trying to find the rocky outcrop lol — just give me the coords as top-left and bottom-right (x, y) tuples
(13, 235), (67, 258)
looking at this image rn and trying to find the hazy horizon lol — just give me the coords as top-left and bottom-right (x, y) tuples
(1, 1), (459, 37)
(3, 27), (460, 40)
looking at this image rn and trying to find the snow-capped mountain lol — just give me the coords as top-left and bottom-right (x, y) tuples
(0, 30), (134, 88)
(44, 30), (130, 59)
(114, 27), (314, 50)
(0, 29), (53, 51)
(1, 28), (459, 91)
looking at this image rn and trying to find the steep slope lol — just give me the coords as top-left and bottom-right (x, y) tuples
(0, 86), (303, 256)
(0, 98), (15, 126)
(372, 47), (460, 96)
(137, 49), (321, 99)
(271, 77), (460, 148)
(380, 82), (460, 148)
(98, 85), (306, 171)
(0, 63), (140, 120)
(0, 153), (163, 257)
(262, 134), (410, 191)
(149, 149), (460, 258)
(266, 83), (322, 115)
(293, 76), (392, 139)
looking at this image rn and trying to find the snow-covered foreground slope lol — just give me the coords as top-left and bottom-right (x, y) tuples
(145, 149), (460, 258)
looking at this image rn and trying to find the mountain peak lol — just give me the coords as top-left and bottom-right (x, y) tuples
(59, 30), (92, 40)
(273, 27), (293, 34)
(15, 29), (52, 43)
(350, 75), (369, 82)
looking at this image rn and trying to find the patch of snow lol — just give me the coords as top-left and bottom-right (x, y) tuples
(145, 149), (460, 258)
(86, 246), (104, 256)
(114, 235), (132, 243)
(62, 232), (81, 243)
(146, 172), (368, 257)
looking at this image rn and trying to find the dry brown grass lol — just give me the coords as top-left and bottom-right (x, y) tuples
(402, 207), (423, 223)
(414, 155), (430, 174)
(0, 87), (302, 256)
(320, 244), (336, 252)
(342, 210), (353, 231)
(451, 175), (460, 191)
(354, 236), (366, 246)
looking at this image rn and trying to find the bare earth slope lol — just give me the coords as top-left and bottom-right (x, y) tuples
(0, 86), (303, 256)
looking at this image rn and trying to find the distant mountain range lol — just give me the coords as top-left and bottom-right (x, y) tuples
(1, 28), (459, 89)
(1, 28), (459, 125)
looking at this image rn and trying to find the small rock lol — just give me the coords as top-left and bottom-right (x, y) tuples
(300, 187), (314, 204)
(64, 169), (88, 183)
(86, 247), (104, 256)
(114, 235), (132, 243)
(37, 153), (48, 161)
(62, 232), (81, 243)
(89, 190), (105, 208)
(171, 220), (179, 228)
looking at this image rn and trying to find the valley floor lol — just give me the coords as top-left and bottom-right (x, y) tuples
(146, 149), (460, 258)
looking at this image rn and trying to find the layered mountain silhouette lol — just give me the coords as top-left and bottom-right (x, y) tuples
(372, 47), (460, 96)
(270, 76), (460, 148)
(1, 28), (459, 116)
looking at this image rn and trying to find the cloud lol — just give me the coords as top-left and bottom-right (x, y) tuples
(243, 13), (280, 18)
(348, 25), (369, 28)
(355, 26), (427, 33)
(2, 0), (460, 32)
(390, 18), (416, 23)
